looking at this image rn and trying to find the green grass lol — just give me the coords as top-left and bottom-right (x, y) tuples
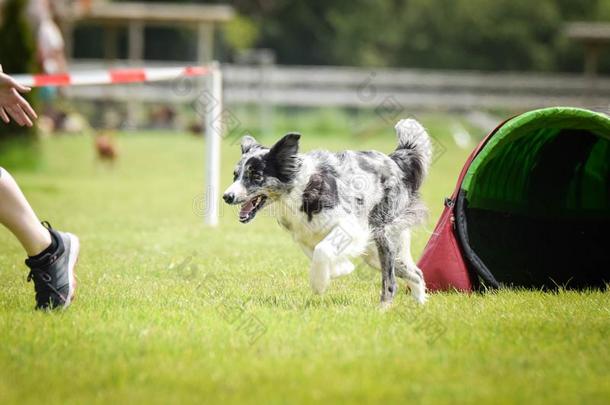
(0, 113), (609, 404)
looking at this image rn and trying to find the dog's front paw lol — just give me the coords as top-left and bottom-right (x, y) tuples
(310, 282), (327, 295)
(330, 259), (355, 278)
(410, 288), (427, 305)
(310, 268), (330, 294)
(379, 299), (394, 312)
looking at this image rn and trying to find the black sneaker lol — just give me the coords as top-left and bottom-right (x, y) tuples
(25, 223), (79, 310)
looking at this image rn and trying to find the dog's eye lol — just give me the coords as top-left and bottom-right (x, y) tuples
(252, 173), (263, 183)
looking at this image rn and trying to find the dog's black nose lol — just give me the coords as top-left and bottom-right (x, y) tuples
(223, 192), (235, 204)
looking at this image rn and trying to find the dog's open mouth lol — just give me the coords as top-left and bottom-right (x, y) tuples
(239, 195), (267, 223)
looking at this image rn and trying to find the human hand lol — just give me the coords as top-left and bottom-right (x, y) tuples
(0, 65), (38, 127)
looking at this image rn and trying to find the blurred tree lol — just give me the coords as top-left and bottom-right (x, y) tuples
(597, 0), (610, 20)
(115, 0), (610, 73)
(232, 0), (351, 65)
(330, 0), (609, 71)
(0, 0), (38, 139)
(224, 14), (259, 52)
(397, 0), (561, 71)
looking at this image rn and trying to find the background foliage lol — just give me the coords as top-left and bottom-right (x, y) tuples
(0, 0), (39, 168)
(0, 0), (38, 140)
(115, 0), (610, 73)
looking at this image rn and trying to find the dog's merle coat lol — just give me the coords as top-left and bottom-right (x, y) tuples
(223, 119), (432, 305)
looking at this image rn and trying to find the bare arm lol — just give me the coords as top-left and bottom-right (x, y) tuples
(0, 65), (38, 127)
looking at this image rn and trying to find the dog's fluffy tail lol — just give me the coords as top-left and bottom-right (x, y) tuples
(389, 119), (432, 193)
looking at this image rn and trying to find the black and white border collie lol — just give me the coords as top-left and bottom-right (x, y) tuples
(223, 119), (432, 306)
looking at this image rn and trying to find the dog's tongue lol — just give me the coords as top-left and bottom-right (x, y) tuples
(239, 199), (255, 218)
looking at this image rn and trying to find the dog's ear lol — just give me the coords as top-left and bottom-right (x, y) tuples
(269, 133), (300, 159)
(267, 133), (301, 182)
(240, 135), (260, 154)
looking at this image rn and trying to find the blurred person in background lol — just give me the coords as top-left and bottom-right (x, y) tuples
(27, 0), (67, 75)
(0, 64), (79, 310)
(26, 0), (67, 125)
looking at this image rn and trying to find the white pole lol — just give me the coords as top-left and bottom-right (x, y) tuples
(204, 62), (222, 226)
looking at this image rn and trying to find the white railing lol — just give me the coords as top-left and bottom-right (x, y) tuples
(64, 60), (610, 111)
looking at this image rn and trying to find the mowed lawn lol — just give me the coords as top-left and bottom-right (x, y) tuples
(0, 114), (609, 404)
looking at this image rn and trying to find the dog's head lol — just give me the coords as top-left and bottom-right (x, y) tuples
(223, 133), (301, 223)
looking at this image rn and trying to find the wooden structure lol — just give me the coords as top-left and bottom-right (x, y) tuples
(58, 1), (233, 128)
(566, 22), (610, 77)
(60, 1), (235, 64)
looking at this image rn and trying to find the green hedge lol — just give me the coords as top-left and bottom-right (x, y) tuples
(0, 0), (40, 169)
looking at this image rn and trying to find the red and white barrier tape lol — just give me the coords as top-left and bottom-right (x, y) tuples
(12, 65), (210, 88)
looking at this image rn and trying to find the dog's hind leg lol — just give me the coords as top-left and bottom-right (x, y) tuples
(374, 228), (398, 307)
(396, 230), (427, 304)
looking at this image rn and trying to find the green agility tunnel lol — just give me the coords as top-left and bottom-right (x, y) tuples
(419, 107), (610, 291)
